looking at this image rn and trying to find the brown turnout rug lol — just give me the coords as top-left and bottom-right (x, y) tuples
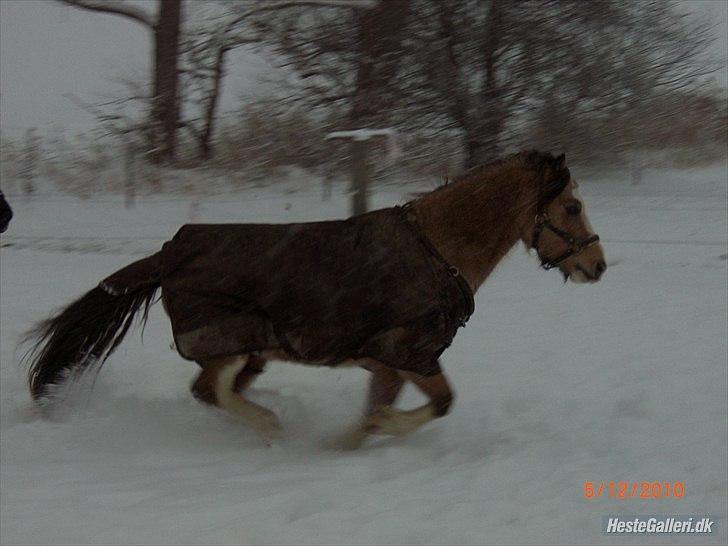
(101, 206), (474, 376)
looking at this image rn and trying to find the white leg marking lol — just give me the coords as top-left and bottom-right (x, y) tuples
(365, 404), (437, 436)
(329, 403), (438, 450)
(326, 423), (370, 451)
(215, 356), (282, 436)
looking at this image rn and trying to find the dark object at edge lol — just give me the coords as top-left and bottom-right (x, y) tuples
(0, 191), (13, 233)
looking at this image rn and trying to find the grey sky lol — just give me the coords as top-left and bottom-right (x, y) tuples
(1, 0), (726, 137)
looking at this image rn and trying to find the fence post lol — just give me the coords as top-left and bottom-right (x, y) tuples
(21, 128), (39, 196)
(326, 128), (397, 216)
(124, 138), (136, 209)
(350, 139), (370, 216)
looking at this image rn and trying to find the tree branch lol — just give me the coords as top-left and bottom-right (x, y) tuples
(57, 0), (154, 28)
(222, 0), (376, 33)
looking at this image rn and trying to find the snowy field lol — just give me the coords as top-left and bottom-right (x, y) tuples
(1, 164), (726, 545)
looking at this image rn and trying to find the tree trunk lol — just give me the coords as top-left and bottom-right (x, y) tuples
(345, 0), (410, 215)
(464, 115), (504, 167)
(198, 47), (227, 161)
(464, 0), (505, 168)
(465, 136), (495, 168)
(152, 0), (183, 164)
(349, 0), (411, 126)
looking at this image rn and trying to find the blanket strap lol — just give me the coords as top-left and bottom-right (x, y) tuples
(397, 203), (475, 328)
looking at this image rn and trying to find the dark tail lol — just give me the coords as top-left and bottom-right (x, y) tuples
(24, 255), (161, 402)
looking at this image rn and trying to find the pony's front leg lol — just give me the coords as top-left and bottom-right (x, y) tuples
(332, 361), (453, 449)
(363, 369), (454, 437)
(330, 361), (405, 450)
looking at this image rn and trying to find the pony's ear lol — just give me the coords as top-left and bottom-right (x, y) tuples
(555, 153), (566, 171)
(542, 176), (569, 200)
(539, 154), (570, 207)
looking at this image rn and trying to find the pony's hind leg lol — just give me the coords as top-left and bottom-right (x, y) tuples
(191, 354), (282, 437)
(233, 353), (267, 393)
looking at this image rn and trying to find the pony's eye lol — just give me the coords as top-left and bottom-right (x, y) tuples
(565, 201), (582, 216)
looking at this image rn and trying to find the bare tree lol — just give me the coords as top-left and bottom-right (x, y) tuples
(60, 1), (379, 164)
(269, 0), (411, 127)
(405, 0), (719, 167)
(153, 0), (183, 162)
(59, 0), (183, 163)
(270, 0), (717, 168)
(180, 2), (265, 161)
(267, 1), (411, 214)
(181, 0), (379, 161)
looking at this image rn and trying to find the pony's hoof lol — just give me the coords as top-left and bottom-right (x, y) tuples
(325, 426), (368, 451)
(363, 407), (411, 437)
(261, 429), (283, 446)
(257, 412), (283, 434)
(364, 407), (395, 434)
(256, 421), (283, 447)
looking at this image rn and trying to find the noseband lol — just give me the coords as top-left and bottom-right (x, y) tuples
(532, 212), (600, 270)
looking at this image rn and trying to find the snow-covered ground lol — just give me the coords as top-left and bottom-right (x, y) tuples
(1, 165), (726, 545)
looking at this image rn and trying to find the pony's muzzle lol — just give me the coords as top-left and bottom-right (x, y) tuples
(574, 258), (606, 283)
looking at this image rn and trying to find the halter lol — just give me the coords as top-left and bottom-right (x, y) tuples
(532, 211), (600, 270)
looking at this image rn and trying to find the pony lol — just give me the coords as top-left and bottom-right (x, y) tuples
(23, 150), (605, 448)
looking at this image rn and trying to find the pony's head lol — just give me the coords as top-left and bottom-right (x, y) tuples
(525, 153), (606, 283)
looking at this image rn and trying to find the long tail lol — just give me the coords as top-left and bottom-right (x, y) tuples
(24, 255), (161, 402)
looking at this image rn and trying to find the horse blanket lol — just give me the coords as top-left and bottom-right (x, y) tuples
(101, 207), (474, 376)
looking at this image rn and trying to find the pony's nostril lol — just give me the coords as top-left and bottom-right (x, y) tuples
(594, 260), (607, 277)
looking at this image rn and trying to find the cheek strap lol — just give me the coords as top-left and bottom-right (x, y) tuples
(532, 212), (600, 270)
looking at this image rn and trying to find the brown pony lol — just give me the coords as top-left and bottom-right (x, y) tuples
(23, 151), (605, 448)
